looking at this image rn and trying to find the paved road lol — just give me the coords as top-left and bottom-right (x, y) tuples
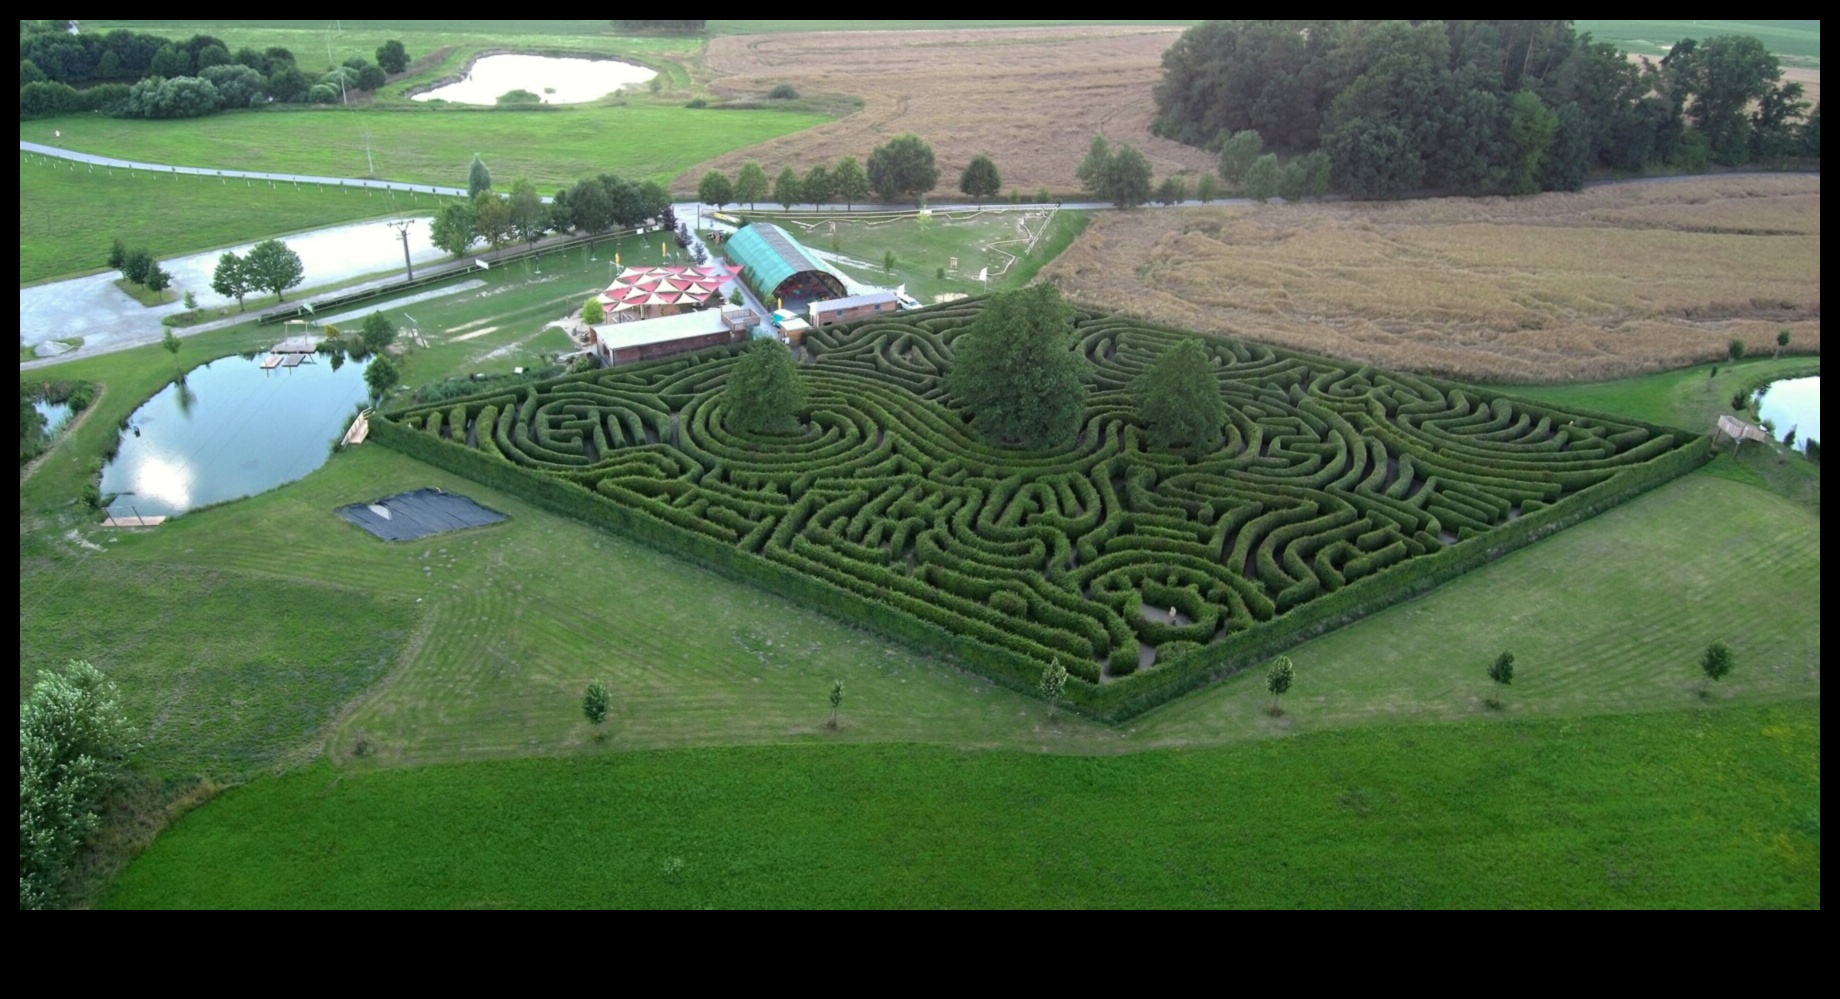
(20, 141), (469, 196)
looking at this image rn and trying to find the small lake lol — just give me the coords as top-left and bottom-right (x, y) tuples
(100, 353), (372, 519)
(1755, 376), (1820, 451)
(33, 399), (73, 435)
(413, 54), (656, 105)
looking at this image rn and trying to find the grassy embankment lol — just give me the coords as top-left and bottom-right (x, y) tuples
(104, 698), (1819, 908)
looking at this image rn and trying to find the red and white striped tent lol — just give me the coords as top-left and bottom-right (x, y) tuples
(597, 264), (741, 318)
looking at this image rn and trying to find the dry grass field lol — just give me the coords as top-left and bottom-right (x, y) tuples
(683, 25), (1216, 195)
(1041, 175), (1821, 382)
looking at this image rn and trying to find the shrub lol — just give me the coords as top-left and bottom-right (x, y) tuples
(767, 83), (799, 100)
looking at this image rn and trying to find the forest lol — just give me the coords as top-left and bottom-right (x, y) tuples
(1152, 20), (1820, 197)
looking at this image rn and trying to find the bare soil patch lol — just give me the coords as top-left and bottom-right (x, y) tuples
(685, 26), (1215, 195)
(1040, 175), (1821, 383)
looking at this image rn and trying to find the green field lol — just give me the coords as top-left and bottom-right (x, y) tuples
(1574, 20), (1820, 65)
(103, 698), (1819, 908)
(21, 102), (825, 191)
(19, 156), (431, 285)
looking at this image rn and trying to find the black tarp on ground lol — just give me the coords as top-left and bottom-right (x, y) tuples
(337, 488), (507, 541)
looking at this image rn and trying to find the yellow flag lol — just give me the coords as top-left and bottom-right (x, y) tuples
(614, 252), (620, 267)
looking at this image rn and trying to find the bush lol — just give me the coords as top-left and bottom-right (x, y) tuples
(685, 98), (708, 109)
(767, 83), (799, 100)
(19, 660), (137, 909)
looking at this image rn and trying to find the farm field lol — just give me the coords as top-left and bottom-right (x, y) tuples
(104, 698), (1820, 908)
(19, 155), (435, 285)
(688, 25), (1217, 196)
(1041, 176), (1822, 383)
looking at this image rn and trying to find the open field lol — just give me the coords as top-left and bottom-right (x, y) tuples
(21, 101), (825, 191)
(688, 25), (1216, 196)
(103, 698), (1820, 908)
(1576, 19), (1820, 66)
(20, 156), (432, 285)
(1042, 176), (1822, 383)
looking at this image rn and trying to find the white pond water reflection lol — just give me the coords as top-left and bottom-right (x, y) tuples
(1755, 376), (1820, 451)
(100, 353), (372, 519)
(413, 54), (656, 105)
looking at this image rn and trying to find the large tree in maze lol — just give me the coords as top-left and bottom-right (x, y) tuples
(724, 338), (807, 433)
(1134, 337), (1223, 450)
(944, 284), (1090, 449)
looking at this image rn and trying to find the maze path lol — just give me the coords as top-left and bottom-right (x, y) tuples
(389, 303), (1690, 686)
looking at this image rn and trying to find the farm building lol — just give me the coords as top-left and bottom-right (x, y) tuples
(589, 306), (758, 365)
(725, 223), (847, 311)
(810, 290), (901, 327)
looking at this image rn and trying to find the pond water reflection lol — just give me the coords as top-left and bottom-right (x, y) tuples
(413, 54), (656, 105)
(1755, 376), (1820, 451)
(100, 353), (372, 519)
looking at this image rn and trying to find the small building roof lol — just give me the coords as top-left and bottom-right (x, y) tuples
(810, 290), (900, 315)
(592, 308), (749, 352)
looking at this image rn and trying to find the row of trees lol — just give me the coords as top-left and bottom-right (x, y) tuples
(431, 159), (674, 259)
(1152, 20), (1820, 199)
(106, 238), (172, 299)
(22, 26), (410, 120)
(697, 134), (986, 211)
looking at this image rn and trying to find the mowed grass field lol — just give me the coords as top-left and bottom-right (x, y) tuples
(19, 155), (433, 285)
(103, 699), (1820, 908)
(1041, 176), (1822, 383)
(1575, 20), (1820, 64)
(21, 102), (826, 191)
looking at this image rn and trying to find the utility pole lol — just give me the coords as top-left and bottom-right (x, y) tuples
(388, 220), (414, 280)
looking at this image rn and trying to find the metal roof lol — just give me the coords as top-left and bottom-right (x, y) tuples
(725, 222), (845, 297)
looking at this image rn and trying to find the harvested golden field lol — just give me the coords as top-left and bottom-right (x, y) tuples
(683, 26), (1215, 195)
(1041, 176), (1821, 383)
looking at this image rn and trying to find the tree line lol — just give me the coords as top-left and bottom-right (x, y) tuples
(1152, 20), (1820, 199)
(427, 155), (678, 260)
(21, 22), (410, 120)
(695, 135), (1015, 211)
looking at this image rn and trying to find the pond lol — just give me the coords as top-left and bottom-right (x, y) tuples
(1754, 376), (1820, 451)
(33, 399), (73, 436)
(413, 54), (656, 105)
(100, 352), (372, 520)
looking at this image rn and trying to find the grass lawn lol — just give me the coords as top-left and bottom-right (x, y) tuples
(102, 698), (1820, 908)
(1574, 20), (1820, 64)
(21, 103), (826, 191)
(20, 158), (436, 285)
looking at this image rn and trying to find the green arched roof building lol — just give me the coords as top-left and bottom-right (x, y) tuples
(724, 222), (847, 304)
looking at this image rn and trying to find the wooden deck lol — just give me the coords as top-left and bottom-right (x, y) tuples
(101, 514), (166, 529)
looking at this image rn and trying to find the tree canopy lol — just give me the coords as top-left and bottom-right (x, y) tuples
(1152, 20), (1818, 198)
(376, 40), (409, 75)
(734, 162), (769, 209)
(1077, 136), (1153, 208)
(20, 660), (137, 910)
(959, 154), (1002, 204)
(832, 156), (870, 209)
(1134, 338), (1223, 450)
(943, 284), (1090, 449)
(724, 339), (807, 434)
(772, 166), (803, 209)
(243, 239), (304, 301)
(698, 169), (734, 208)
(867, 134), (940, 202)
(467, 153), (492, 199)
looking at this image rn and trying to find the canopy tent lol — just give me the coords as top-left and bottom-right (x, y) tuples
(596, 263), (740, 318)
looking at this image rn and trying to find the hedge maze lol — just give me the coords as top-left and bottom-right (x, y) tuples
(375, 301), (1708, 718)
